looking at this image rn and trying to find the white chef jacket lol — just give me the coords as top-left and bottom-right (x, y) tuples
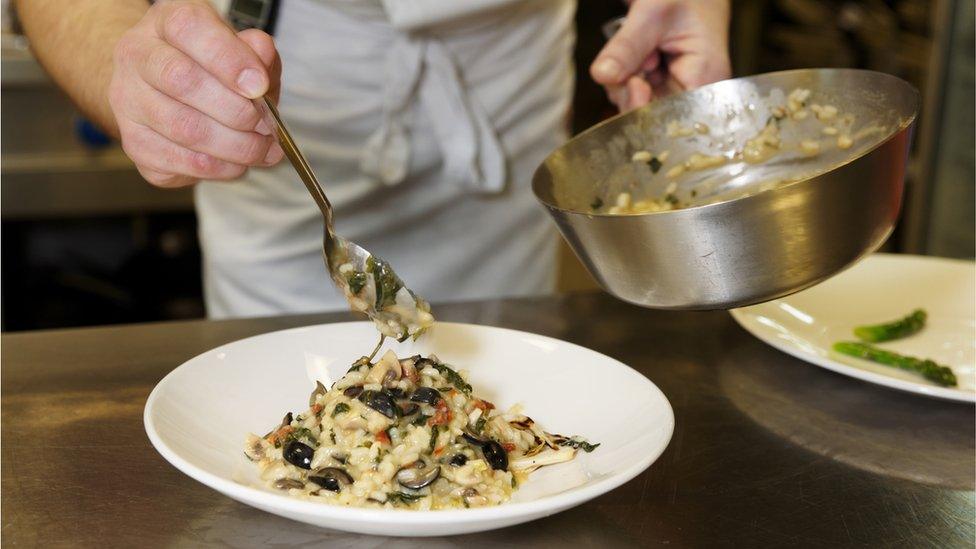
(196, 0), (576, 317)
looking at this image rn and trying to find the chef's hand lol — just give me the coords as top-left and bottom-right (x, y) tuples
(590, 0), (731, 112)
(109, 0), (283, 188)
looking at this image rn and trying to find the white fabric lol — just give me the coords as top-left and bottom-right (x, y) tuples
(196, 0), (576, 318)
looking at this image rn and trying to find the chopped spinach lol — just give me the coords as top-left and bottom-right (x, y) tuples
(649, 156), (663, 173)
(370, 256), (403, 309)
(432, 363), (472, 394)
(590, 197), (604, 210)
(664, 193), (680, 207)
(345, 270), (368, 295)
(429, 425), (441, 453)
(557, 438), (601, 453)
(331, 403), (350, 418)
(288, 427), (318, 447)
(329, 429), (337, 444)
(474, 416), (487, 434)
(387, 491), (425, 505)
(412, 413), (431, 427)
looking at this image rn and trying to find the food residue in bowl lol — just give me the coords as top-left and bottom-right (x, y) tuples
(594, 87), (863, 215)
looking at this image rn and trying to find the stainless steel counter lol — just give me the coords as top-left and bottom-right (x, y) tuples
(3, 292), (973, 547)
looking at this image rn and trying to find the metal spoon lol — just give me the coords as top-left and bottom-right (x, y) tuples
(256, 97), (433, 340)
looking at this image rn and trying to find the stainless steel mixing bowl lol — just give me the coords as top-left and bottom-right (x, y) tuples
(533, 69), (919, 310)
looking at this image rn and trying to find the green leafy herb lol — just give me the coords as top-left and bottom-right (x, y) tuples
(664, 193), (680, 207)
(329, 429), (337, 444)
(590, 197), (604, 210)
(432, 363), (472, 394)
(288, 427), (318, 447)
(557, 437), (601, 453)
(345, 270), (368, 295)
(474, 416), (487, 434)
(412, 413), (431, 427)
(387, 491), (426, 505)
(690, 189), (698, 198)
(331, 403), (350, 418)
(429, 425), (441, 453)
(511, 476), (518, 488)
(649, 156), (663, 173)
(370, 256), (403, 309)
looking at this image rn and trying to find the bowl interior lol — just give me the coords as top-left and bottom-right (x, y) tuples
(534, 68), (918, 214)
(145, 322), (674, 530)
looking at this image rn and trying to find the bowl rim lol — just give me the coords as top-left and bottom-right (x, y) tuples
(144, 321), (676, 526)
(533, 68), (920, 218)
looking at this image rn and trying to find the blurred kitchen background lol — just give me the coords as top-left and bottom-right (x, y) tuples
(2, 0), (973, 331)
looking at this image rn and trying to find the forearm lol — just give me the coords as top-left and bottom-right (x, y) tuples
(15, 0), (149, 137)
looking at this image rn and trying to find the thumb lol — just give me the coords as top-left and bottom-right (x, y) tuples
(237, 29), (281, 102)
(590, 2), (667, 85)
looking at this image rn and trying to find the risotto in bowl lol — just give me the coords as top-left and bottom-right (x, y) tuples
(145, 322), (674, 536)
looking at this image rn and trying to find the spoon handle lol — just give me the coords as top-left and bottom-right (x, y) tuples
(257, 96), (336, 232)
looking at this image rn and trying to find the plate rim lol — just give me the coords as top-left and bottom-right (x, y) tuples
(144, 321), (676, 525)
(730, 253), (975, 403)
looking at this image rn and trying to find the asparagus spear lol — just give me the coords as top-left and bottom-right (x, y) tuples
(832, 341), (957, 387)
(854, 309), (927, 342)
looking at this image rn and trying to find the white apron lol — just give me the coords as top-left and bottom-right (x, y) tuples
(196, 0), (576, 317)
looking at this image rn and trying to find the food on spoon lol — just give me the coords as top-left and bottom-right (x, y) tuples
(336, 255), (434, 341)
(854, 309), (927, 342)
(832, 341), (957, 387)
(245, 350), (599, 509)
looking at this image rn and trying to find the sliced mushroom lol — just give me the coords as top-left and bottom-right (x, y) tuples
(400, 356), (420, 382)
(461, 488), (488, 507)
(273, 478), (305, 490)
(365, 350), (402, 386)
(343, 385), (364, 398)
(396, 459), (441, 490)
(398, 402), (420, 417)
(308, 467), (353, 492)
(448, 454), (468, 467)
(244, 434), (269, 461)
(509, 447), (576, 473)
(461, 431), (486, 446)
(308, 381), (327, 407)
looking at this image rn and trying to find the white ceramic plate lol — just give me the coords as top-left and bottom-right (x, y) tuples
(731, 253), (975, 402)
(145, 322), (674, 536)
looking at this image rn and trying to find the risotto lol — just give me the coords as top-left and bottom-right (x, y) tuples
(245, 349), (598, 510)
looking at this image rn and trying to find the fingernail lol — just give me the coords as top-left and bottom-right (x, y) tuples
(264, 142), (283, 165)
(236, 68), (267, 98)
(594, 58), (622, 81)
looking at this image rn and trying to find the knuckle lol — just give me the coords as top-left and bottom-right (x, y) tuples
(170, 110), (210, 146)
(225, 98), (261, 131)
(188, 151), (219, 175)
(611, 35), (640, 62)
(162, 3), (203, 42)
(236, 135), (270, 164)
(157, 53), (198, 97)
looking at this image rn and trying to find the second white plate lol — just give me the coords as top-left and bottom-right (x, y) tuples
(731, 253), (975, 402)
